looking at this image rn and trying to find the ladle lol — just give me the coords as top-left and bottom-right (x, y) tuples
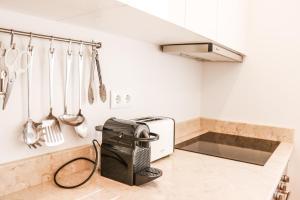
(59, 41), (84, 126)
(23, 39), (42, 148)
(74, 43), (88, 137)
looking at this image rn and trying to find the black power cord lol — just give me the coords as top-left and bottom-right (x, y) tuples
(53, 139), (101, 189)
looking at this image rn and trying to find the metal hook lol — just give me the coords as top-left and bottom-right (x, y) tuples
(91, 40), (98, 58)
(96, 42), (101, 49)
(28, 32), (34, 52)
(79, 41), (83, 57)
(50, 36), (54, 54)
(10, 30), (15, 49)
(67, 40), (72, 55)
(28, 32), (32, 46)
(91, 40), (96, 51)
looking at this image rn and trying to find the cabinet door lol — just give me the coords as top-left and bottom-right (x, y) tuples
(116, 0), (166, 17)
(166, 0), (186, 27)
(117, 0), (185, 27)
(217, 0), (247, 52)
(185, 0), (218, 40)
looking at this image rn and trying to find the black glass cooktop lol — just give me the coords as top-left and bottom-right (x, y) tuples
(175, 132), (280, 166)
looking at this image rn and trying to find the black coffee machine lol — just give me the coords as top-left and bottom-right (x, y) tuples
(99, 118), (162, 186)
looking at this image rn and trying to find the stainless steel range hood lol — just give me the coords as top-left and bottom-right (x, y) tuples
(162, 43), (243, 62)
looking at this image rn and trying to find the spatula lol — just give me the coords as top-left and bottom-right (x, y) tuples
(41, 45), (64, 146)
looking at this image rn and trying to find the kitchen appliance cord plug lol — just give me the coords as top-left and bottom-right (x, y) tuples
(53, 139), (101, 189)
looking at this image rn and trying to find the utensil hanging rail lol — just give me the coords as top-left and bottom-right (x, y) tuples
(0, 27), (101, 48)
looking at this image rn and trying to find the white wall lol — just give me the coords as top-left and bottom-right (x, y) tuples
(0, 9), (203, 164)
(202, 0), (300, 199)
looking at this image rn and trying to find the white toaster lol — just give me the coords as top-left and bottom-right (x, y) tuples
(133, 117), (175, 162)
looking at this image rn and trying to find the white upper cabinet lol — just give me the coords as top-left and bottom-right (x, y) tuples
(217, 0), (248, 52)
(117, 0), (186, 27)
(185, 0), (218, 40)
(118, 0), (246, 53)
(0, 0), (246, 57)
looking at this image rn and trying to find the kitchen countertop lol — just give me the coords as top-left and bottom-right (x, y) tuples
(0, 142), (293, 200)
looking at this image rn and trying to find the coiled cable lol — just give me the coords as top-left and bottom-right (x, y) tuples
(53, 139), (101, 189)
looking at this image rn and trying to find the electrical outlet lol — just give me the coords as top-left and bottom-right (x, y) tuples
(110, 91), (122, 109)
(110, 90), (132, 109)
(123, 93), (132, 107)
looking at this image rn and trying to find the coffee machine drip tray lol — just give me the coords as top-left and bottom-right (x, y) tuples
(175, 132), (280, 166)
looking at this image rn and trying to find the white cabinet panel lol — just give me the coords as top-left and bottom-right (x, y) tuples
(117, 0), (185, 27)
(185, 0), (218, 40)
(217, 0), (248, 52)
(166, 0), (186, 27)
(117, 0), (167, 19)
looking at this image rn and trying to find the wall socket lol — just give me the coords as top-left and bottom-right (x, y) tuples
(110, 90), (132, 109)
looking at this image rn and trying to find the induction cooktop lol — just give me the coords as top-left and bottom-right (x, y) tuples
(175, 132), (280, 166)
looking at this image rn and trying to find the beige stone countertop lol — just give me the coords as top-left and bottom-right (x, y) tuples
(0, 142), (293, 200)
